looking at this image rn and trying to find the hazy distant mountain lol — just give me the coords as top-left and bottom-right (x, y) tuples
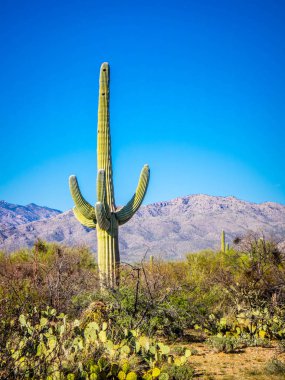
(0, 201), (61, 241)
(0, 195), (284, 261)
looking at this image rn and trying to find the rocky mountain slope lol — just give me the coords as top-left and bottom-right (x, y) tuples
(0, 201), (61, 241)
(0, 195), (284, 261)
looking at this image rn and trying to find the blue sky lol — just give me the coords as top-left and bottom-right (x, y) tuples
(0, 0), (284, 210)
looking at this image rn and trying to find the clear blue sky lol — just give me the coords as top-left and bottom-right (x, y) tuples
(0, 0), (284, 210)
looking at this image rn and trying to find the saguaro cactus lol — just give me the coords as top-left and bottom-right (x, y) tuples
(221, 230), (225, 253)
(69, 62), (150, 288)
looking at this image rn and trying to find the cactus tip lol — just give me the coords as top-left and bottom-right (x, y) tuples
(100, 62), (109, 70)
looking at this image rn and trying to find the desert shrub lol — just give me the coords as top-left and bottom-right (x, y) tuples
(1, 244), (202, 345)
(206, 335), (240, 353)
(186, 250), (232, 326)
(96, 259), (216, 340)
(277, 340), (285, 353)
(0, 241), (99, 317)
(265, 358), (285, 375)
(93, 262), (188, 339)
(0, 241), (101, 360)
(239, 335), (271, 348)
(160, 363), (194, 380)
(217, 236), (285, 317)
(142, 258), (227, 336)
(186, 236), (285, 339)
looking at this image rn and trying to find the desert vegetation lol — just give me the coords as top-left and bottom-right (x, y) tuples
(1, 62), (281, 379)
(1, 236), (285, 379)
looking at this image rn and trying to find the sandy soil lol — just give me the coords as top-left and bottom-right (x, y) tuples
(181, 340), (285, 379)
(166, 334), (285, 380)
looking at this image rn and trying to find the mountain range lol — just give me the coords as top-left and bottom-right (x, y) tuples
(0, 201), (61, 242)
(0, 195), (284, 261)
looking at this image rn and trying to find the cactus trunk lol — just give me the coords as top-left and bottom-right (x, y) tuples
(96, 63), (118, 287)
(97, 215), (119, 288)
(69, 62), (150, 289)
(97, 63), (115, 211)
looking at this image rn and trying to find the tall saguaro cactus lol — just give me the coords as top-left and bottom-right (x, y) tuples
(69, 62), (150, 288)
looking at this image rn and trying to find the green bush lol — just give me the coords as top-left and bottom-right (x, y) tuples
(187, 237), (285, 339)
(206, 335), (240, 353)
(265, 358), (285, 375)
(160, 363), (194, 380)
(98, 263), (201, 339)
(277, 340), (285, 353)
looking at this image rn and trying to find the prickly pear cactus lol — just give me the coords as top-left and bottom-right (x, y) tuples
(69, 63), (150, 288)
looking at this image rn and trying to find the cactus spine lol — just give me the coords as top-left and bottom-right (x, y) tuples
(69, 62), (150, 288)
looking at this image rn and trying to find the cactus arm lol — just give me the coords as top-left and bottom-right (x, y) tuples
(97, 168), (111, 221)
(72, 207), (97, 229)
(69, 175), (96, 220)
(97, 169), (106, 203)
(95, 202), (110, 231)
(116, 164), (150, 225)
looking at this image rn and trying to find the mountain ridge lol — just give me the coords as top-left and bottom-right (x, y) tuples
(0, 201), (61, 240)
(0, 194), (284, 260)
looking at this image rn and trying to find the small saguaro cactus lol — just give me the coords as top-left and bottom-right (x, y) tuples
(149, 255), (154, 268)
(220, 231), (230, 252)
(69, 62), (150, 288)
(221, 230), (225, 253)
